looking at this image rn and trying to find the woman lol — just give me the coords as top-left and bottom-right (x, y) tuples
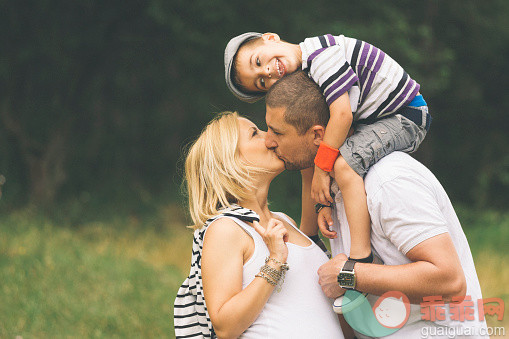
(174, 112), (343, 338)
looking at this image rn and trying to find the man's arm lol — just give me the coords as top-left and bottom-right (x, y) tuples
(300, 167), (318, 236)
(300, 167), (332, 255)
(318, 233), (467, 304)
(318, 173), (468, 304)
(359, 233), (466, 302)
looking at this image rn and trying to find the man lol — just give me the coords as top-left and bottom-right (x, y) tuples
(264, 71), (488, 338)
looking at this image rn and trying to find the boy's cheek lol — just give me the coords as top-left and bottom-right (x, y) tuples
(266, 78), (278, 90)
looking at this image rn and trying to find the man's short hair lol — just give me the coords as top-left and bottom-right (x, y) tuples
(265, 71), (329, 134)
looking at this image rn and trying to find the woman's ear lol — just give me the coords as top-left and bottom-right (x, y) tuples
(311, 125), (325, 146)
(262, 32), (281, 42)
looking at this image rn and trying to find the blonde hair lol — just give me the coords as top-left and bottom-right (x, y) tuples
(184, 111), (267, 229)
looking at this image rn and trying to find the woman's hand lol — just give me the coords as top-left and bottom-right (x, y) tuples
(253, 218), (289, 264)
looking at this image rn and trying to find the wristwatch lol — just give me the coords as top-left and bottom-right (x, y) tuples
(337, 259), (356, 290)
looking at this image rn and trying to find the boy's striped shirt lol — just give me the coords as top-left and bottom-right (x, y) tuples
(300, 34), (420, 122)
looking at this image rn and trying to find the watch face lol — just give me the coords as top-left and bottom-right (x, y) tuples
(338, 272), (355, 287)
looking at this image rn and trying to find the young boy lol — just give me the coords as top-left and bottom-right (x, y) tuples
(224, 32), (431, 265)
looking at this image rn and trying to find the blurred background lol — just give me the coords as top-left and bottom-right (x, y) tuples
(0, 0), (507, 337)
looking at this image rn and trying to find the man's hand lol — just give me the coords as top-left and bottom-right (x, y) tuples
(318, 253), (348, 298)
(311, 165), (333, 205)
(317, 207), (337, 239)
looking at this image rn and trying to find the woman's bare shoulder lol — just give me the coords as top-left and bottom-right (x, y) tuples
(273, 212), (298, 227)
(204, 217), (249, 243)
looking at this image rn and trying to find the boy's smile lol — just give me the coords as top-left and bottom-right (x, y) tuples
(235, 33), (302, 93)
(275, 58), (286, 77)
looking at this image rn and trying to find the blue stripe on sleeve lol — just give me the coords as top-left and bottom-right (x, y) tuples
(408, 94), (427, 107)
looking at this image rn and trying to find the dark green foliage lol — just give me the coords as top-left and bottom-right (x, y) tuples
(0, 0), (507, 214)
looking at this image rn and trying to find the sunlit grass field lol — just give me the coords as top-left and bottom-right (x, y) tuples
(0, 205), (507, 337)
(0, 205), (192, 338)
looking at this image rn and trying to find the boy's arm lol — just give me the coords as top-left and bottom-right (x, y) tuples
(321, 92), (353, 150)
(312, 92), (353, 204)
(306, 43), (356, 151)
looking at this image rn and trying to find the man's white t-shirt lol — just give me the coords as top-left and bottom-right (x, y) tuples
(329, 152), (488, 338)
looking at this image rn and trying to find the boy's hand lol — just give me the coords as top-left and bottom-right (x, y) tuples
(317, 207), (337, 239)
(311, 165), (333, 205)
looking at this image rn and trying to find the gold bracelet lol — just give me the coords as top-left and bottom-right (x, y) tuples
(255, 272), (277, 286)
(265, 256), (284, 266)
(277, 267), (288, 293)
(265, 257), (290, 272)
(257, 258), (291, 293)
(262, 259), (290, 293)
(260, 264), (282, 282)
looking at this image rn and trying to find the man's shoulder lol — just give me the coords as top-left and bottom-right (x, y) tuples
(364, 152), (430, 193)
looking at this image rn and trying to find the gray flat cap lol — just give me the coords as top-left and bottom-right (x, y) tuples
(224, 32), (264, 103)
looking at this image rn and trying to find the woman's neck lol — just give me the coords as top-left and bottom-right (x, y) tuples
(237, 180), (273, 225)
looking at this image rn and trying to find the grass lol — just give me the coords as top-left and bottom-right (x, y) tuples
(0, 204), (507, 337)
(0, 205), (193, 338)
(457, 207), (509, 332)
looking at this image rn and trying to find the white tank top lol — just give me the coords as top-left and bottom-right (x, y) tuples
(223, 212), (344, 339)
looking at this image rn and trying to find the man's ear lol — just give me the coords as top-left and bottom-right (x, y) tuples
(262, 33), (281, 42)
(310, 125), (325, 146)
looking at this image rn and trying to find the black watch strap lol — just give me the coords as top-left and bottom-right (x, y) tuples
(314, 202), (333, 214)
(342, 259), (356, 272)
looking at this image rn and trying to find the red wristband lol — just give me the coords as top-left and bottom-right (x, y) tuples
(314, 142), (340, 172)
